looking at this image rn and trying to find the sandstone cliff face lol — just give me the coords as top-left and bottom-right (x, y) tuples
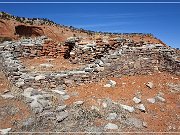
(0, 18), (91, 42)
(0, 20), (15, 38)
(0, 13), (166, 45)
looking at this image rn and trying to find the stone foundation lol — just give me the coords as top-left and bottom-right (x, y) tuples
(0, 36), (179, 90)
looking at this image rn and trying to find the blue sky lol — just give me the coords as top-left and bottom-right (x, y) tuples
(0, 1), (180, 48)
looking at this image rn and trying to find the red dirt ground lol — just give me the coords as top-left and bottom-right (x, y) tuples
(20, 56), (84, 72)
(66, 72), (180, 132)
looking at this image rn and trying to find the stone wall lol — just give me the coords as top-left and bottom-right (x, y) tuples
(5, 36), (69, 58)
(0, 36), (179, 90)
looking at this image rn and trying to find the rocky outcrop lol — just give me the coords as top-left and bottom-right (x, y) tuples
(0, 12), (166, 44)
(0, 20), (14, 38)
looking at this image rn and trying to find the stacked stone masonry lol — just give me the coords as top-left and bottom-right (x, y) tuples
(0, 36), (179, 91)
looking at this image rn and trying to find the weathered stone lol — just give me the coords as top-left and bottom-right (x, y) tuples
(104, 84), (111, 88)
(0, 128), (11, 135)
(104, 123), (118, 130)
(102, 102), (108, 108)
(120, 104), (134, 113)
(30, 90), (42, 96)
(39, 63), (53, 68)
(62, 95), (70, 100)
(146, 82), (154, 89)
(15, 81), (25, 88)
(38, 99), (51, 108)
(73, 100), (84, 105)
(23, 87), (35, 97)
(108, 80), (116, 87)
(84, 67), (94, 72)
(52, 89), (66, 95)
(126, 117), (143, 129)
(133, 97), (141, 104)
(22, 118), (35, 129)
(1, 93), (14, 99)
(135, 104), (146, 112)
(104, 80), (116, 88)
(147, 98), (156, 103)
(56, 105), (67, 112)
(168, 83), (180, 93)
(91, 106), (100, 111)
(156, 95), (165, 102)
(35, 75), (46, 81)
(95, 59), (104, 67)
(107, 113), (117, 120)
(56, 111), (68, 122)
(3, 89), (10, 94)
(95, 66), (105, 72)
(143, 121), (148, 128)
(30, 100), (43, 113)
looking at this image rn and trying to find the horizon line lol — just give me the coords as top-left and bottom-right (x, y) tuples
(1, 2), (180, 4)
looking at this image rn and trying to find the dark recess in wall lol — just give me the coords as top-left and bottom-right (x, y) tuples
(15, 25), (44, 37)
